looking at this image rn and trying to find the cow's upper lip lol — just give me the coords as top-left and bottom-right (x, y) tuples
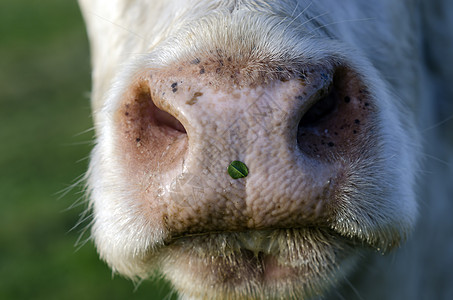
(166, 229), (280, 254)
(164, 226), (362, 252)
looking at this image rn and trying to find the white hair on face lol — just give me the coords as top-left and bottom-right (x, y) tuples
(87, 7), (416, 271)
(76, 0), (453, 298)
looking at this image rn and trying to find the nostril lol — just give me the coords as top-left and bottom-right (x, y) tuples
(128, 87), (187, 137)
(152, 97), (187, 134)
(297, 66), (375, 159)
(116, 83), (188, 174)
(298, 83), (337, 127)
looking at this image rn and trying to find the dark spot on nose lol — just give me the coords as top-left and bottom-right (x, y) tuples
(344, 96), (351, 103)
(328, 142), (335, 147)
(191, 58), (201, 64)
(200, 68), (205, 74)
(186, 92), (203, 105)
(354, 119), (360, 124)
(171, 82), (178, 93)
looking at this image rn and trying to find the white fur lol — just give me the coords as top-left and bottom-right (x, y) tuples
(78, 0), (452, 299)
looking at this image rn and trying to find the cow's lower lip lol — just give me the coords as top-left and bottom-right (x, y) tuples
(159, 228), (359, 296)
(230, 250), (302, 283)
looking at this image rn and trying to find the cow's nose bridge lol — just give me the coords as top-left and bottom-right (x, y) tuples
(147, 67), (333, 152)
(149, 77), (281, 133)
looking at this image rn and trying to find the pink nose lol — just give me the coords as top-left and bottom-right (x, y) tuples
(113, 59), (375, 237)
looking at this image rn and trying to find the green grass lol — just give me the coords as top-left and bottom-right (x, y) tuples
(0, 1), (174, 299)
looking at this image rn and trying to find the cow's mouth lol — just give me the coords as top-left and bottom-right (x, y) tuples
(158, 228), (361, 298)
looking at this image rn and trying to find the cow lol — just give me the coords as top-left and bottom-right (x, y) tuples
(78, 0), (453, 299)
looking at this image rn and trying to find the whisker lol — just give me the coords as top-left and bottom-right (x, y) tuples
(283, 2), (306, 31)
(289, 1), (301, 18)
(70, 208), (93, 233)
(60, 140), (94, 147)
(76, 155), (91, 164)
(56, 172), (87, 201)
(342, 275), (365, 300)
(419, 152), (451, 166)
(308, 18), (375, 34)
(73, 126), (96, 137)
(74, 213), (95, 251)
(420, 114), (453, 133)
(296, 11), (330, 31)
(87, 11), (144, 40)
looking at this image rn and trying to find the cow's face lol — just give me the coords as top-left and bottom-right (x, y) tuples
(79, 0), (418, 298)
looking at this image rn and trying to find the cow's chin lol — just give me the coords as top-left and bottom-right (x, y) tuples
(157, 228), (359, 299)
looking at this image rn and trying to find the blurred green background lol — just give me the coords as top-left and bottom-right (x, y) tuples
(0, 1), (174, 299)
